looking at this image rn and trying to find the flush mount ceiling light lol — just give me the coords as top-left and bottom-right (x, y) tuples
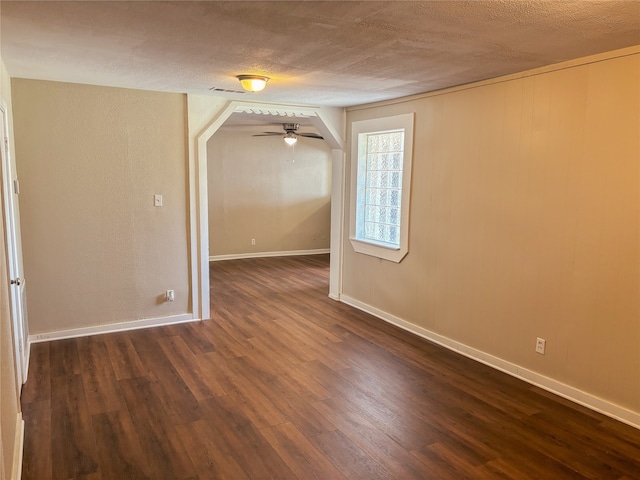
(236, 75), (270, 92)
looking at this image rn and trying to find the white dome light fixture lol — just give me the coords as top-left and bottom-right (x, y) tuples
(283, 132), (298, 145)
(236, 75), (270, 92)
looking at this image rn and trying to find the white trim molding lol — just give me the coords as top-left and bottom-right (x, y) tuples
(329, 148), (345, 302)
(210, 248), (330, 262)
(341, 295), (640, 430)
(28, 313), (197, 343)
(349, 113), (414, 263)
(11, 412), (24, 480)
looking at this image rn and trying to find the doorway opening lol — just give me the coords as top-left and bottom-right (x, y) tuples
(191, 101), (344, 321)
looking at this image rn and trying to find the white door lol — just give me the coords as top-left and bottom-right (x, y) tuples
(0, 102), (29, 386)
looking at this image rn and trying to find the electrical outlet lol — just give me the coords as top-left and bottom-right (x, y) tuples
(251, 238), (256, 246)
(535, 337), (546, 355)
(166, 290), (175, 302)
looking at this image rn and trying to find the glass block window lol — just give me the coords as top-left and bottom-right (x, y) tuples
(350, 113), (414, 263)
(362, 130), (404, 246)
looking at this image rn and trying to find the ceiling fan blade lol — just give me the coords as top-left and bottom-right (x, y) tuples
(252, 132), (284, 136)
(298, 133), (324, 139)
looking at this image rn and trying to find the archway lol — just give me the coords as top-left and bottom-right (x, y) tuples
(190, 100), (344, 320)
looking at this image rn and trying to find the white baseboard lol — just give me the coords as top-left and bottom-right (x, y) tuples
(28, 313), (198, 343)
(11, 413), (24, 480)
(340, 295), (640, 430)
(210, 248), (330, 262)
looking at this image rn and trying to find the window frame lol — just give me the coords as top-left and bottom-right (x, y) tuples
(349, 112), (414, 263)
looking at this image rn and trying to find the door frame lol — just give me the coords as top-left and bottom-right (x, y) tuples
(190, 100), (345, 320)
(0, 100), (28, 386)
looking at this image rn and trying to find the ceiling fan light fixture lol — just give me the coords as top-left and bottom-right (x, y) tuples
(236, 75), (270, 92)
(283, 133), (298, 145)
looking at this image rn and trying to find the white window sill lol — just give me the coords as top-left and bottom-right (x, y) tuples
(349, 237), (408, 263)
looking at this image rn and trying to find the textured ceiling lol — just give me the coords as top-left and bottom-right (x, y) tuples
(1, 1), (639, 108)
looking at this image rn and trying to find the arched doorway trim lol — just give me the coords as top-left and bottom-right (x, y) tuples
(191, 100), (344, 320)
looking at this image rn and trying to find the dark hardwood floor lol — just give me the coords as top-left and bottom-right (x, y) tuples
(21, 254), (640, 479)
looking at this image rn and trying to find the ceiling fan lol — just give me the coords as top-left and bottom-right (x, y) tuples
(253, 123), (323, 145)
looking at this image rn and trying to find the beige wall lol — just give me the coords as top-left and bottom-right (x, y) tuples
(343, 52), (639, 415)
(207, 131), (331, 256)
(1, 57), (21, 480)
(11, 79), (190, 335)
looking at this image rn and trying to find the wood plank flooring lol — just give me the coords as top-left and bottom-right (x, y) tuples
(21, 254), (640, 479)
